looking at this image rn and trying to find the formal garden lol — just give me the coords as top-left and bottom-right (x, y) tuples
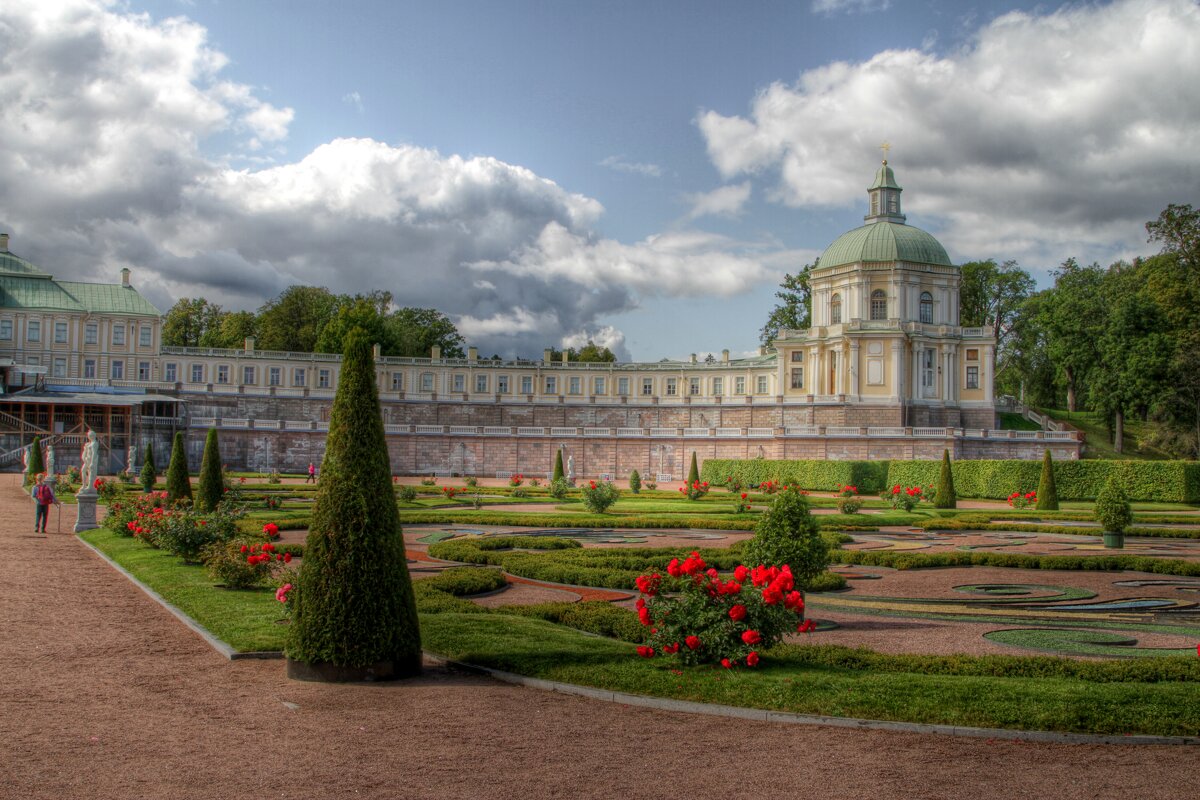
(52, 331), (1200, 738)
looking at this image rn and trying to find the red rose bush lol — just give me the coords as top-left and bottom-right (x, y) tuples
(634, 551), (807, 668)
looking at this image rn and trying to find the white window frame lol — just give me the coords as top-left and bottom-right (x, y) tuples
(139, 325), (152, 347)
(243, 366), (256, 385)
(112, 324), (125, 346)
(391, 372), (404, 391)
(790, 368), (804, 389)
(83, 359), (97, 379)
(568, 376), (581, 395)
(545, 376), (557, 394)
(641, 378), (653, 395)
(665, 378), (677, 396)
(497, 375), (509, 394)
(319, 369), (331, 388)
(520, 375), (533, 394)
(216, 365), (230, 384)
(617, 377), (630, 396)
(190, 363), (205, 383)
(54, 321), (68, 343)
(420, 372), (434, 392)
(0, 319), (11, 340)
(475, 374), (488, 393)
(52, 357), (67, 378)
(756, 375), (769, 394)
(293, 368), (306, 387)
(84, 323), (98, 345)
(689, 377), (700, 396)
(27, 320), (40, 342)
(139, 361), (152, 381)
(111, 360), (124, 380)
(452, 374), (465, 393)
(269, 367), (282, 386)
(164, 363), (177, 382)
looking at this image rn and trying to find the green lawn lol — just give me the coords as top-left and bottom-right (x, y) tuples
(1044, 409), (1172, 460)
(998, 412), (1043, 431)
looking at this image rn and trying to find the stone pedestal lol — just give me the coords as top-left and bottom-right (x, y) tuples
(74, 487), (99, 533)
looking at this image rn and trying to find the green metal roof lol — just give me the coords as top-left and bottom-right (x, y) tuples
(819, 221), (952, 269)
(867, 162), (901, 191)
(0, 250), (160, 316)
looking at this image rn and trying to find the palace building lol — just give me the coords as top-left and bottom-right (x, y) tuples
(0, 162), (1079, 477)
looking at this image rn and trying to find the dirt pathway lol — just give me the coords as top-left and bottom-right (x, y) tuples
(0, 475), (1196, 799)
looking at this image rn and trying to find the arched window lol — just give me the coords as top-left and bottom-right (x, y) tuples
(920, 291), (933, 324)
(830, 293), (842, 325)
(870, 289), (887, 321)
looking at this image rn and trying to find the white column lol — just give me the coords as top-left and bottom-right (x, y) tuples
(943, 346), (954, 402)
(849, 341), (860, 398)
(983, 345), (995, 403)
(890, 340), (904, 401)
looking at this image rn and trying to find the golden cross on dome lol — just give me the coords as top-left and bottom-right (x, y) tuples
(880, 141), (891, 163)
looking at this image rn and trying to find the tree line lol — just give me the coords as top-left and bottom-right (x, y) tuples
(163, 285), (618, 363)
(761, 204), (1200, 458)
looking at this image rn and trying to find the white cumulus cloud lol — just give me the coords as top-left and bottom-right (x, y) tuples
(700, 0), (1200, 270)
(684, 182), (752, 219)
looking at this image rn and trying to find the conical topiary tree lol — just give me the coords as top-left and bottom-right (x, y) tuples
(552, 450), (565, 482)
(165, 431), (192, 504)
(628, 469), (641, 494)
(1036, 449), (1059, 511)
(196, 428), (224, 512)
(743, 489), (829, 591)
(287, 328), (421, 681)
(140, 443), (157, 493)
(934, 449), (956, 509)
(26, 435), (45, 483)
(687, 451), (699, 485)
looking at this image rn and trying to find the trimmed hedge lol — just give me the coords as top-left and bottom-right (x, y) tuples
(832, 548), (1200, 576)
(705, 458), (1200, 502)
(702, 459), (891, 494)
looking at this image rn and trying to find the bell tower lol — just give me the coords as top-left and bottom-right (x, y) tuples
(865, 143), (905, 224)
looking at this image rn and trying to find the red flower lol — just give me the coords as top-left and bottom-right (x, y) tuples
(635, 573), (661, 596)
(685, 635), (701, 650)
(734, 565), (750, 583)
(666, 558), (682, 577)
(729, 604), (747, 622)
(720, 658), (732, 669)
(94, 478), (103, 490)
(262, 523), (280, 538)
(892, 485), (901, 494)
(638, 607), (652, 626)
(239, 544), (249, 553)
(741, 629), (761, 645)
(636, 646), (655, 658)
(740, 492), (747, 500)
(746, 651), (760, 667)
(785, 591), (804, 611)
(283, 552), (292, 563)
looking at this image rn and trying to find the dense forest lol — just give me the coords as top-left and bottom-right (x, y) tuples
(761, 204), (1200, 459)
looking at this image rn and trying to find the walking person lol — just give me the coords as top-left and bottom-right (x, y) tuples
(306, 462), (316, 484)
(32, 474), (61, 534)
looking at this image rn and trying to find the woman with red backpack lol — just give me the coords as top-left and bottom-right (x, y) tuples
(32, 474), (61, 534)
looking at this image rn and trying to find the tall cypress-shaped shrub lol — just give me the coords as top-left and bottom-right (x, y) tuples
(287, 328), (421, 681)
(628, 469), (641, 494)
(1036, 449), (1059, 510)
(196, 428), (224, 512)
(552, 450), (565, 482)
(140, 443), (157, 493)
(934, 449), (956, 509)
(687, 452), (699, 485)
(165, 431), (192, 504)
(27, 435), (45, 483)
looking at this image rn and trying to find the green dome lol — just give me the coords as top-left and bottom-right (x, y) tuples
(819, 221), (952, 269)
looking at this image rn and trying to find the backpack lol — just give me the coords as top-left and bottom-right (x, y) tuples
(35, 485), (52, 504)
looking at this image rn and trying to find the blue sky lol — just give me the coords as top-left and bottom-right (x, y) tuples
(1, 0), (1197, 360)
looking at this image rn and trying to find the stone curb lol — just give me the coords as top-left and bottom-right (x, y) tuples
(433, 657), (1200, 747)
(77, 534), (1200, 746)
(75, 534), (282, 662)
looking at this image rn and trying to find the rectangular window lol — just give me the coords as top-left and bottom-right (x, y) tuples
(617, 377), (630, 396)
(269, 367), (281, 386)
(85, 323), (98, 345)
(520, 375), (533, 394)
(293, 368), (306, 387)
(545, 376), (557, 394)
(966, 349), (979, 361)
(712, 377), (723, 395)
(665, 378), (677, 396)
(689, 377), (700, 396)
(243, 366), (256, 385)
(475, 374), (488, 393)
(84, 359), (96, 379)
(790, 368), (804, 389)
(391, 372), (404, 391)
(642, 378), (653, 395)
(191, 364), (205, 383)
(756, 376), (769, 394)
(790, 351), (804, 363)
(53, 357), (67, 378)
(593, 377), (605, 395)
(111, 360), (124, 380)
(139, 325), (152, 347)
(568, 376), (581, 395)
(54, 322), (68, 343)
(319, 369), (331, 388)
(216, 365), (230, 384)
(497, 375), (509, 394)
(420, 372), (434, 392)
(27, 320), (40, 342)
(112, 325), (125, 346)
(452, 374), (465, 393)
(164, 362), (177, 382)
(921, 349), (936, 394)
(735, 377), (746, 395)
(138, 361), (151, 381)
(0, 320), (11, 340)
(966, 366), (979, 389)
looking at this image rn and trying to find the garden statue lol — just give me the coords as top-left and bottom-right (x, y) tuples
(80, 429), (99, 490)
(566, 455), (575, 484)
(127, 445), (136, 474)
(46, 444), (55, 476)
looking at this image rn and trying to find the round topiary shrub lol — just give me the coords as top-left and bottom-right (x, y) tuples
(742, 489), (829, 590)
(1095, 478), (1131, 546)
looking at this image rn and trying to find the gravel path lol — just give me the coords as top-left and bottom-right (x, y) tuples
(1, 475), (1197, 799)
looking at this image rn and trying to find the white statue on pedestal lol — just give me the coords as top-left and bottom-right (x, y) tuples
(46, 444), (55, 476)
(566, 455), (575, 483)
(80, 430), (99, 490)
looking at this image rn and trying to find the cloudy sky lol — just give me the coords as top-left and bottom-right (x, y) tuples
(0, 0), (1196, 360)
